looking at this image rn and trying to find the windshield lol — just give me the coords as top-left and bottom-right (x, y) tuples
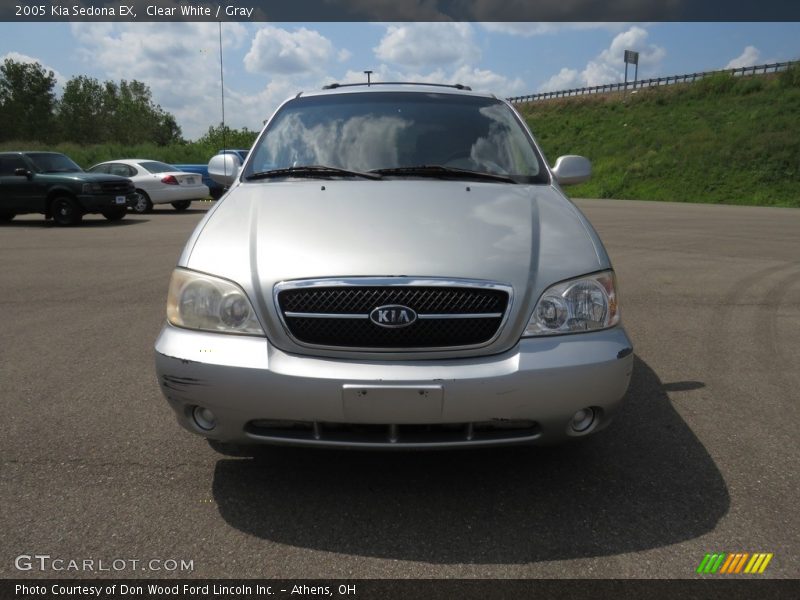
(27, 153), (83, 173)
(245, 91), (548, 184)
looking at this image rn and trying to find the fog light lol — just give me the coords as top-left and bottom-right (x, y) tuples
(571, 408), (595, 432)
(193, 406), (217, 431)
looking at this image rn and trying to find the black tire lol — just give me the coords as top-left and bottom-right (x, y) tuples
(171, 200), (192, 211)
(131, 190), (153, 214)
(101, 207), (127, 221)
(0, 211), (15, 222)
(209, 187), (224, 200)
(51, 196), (83, 226)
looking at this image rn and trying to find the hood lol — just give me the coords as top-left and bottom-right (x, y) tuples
(183, 179), (605, 355)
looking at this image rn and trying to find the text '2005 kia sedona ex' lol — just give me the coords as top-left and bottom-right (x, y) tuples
(154, 83), (633, 451)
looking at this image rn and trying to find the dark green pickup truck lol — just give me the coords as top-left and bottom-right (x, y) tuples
(0, 151), (138, 226)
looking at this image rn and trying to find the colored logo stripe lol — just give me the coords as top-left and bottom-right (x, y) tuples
(698, 552), (773, 574)
(697, 553), (726, 574)
(745, 553), (774, 573)
(719, 553), (748, 573)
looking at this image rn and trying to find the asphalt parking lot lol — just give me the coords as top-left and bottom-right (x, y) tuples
(1, 198), (798, 580)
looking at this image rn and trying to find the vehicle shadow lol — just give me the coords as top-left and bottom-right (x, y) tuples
(147, 206), (211, 215)
(211, 355), (727, 563)
(0, 218), (147, 228)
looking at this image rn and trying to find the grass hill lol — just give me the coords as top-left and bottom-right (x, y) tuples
(518, 65), (800, 207)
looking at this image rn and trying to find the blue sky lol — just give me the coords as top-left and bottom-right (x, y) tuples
(1, 22), (798, 139)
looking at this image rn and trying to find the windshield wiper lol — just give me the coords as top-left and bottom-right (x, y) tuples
(370, 165), (517, 184)
(246, 165), (381, 181)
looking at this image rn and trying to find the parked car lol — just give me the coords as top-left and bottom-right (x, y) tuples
(174, 149), (249, 200)
(155, 83), (633, 452)
(172, 163), (222, 199)
(0, 151), (134, 225)
(87, 159), (209, 214)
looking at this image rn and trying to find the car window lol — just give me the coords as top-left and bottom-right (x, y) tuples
(246, 92), (547, 183)
(0, 155), (27, 176)
(109, 163), (134, 177)
(139, 161), (175, 174)
(87, 164), (110, 174)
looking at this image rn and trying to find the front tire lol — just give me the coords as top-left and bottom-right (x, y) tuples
(171, 200), (191, 211)
(102, 207), (127, 221)
(51, 197), (83, 226)
(131, 191), (153, 214)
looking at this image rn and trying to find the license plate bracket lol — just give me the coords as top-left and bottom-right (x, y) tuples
(342, 384), (443, 422)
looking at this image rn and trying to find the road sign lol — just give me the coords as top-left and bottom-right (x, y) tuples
(624, 50), (640, 65)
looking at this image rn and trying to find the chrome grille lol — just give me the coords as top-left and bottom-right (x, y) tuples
(275, 278), (512, 350)
(100, 180), (134, 194)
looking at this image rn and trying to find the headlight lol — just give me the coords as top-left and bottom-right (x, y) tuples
(166, 269), (264, 335)
(82, 183), (103, 194)
(523, 270), (620, 336)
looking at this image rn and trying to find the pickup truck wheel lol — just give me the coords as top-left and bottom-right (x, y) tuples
(102, 207), (127, 221)
(51, 197), (83, 226)
(0, 211), (15, 222)
(210, 188), (224, 200)
(171, 200), (192, 211)
(131, 191), (152, 214)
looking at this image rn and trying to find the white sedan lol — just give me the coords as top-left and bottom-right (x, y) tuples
(87, 159), (209, 213)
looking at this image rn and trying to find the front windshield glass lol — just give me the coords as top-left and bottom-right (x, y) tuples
(245, 91), (548, 183)
(27, 153), (82, 173)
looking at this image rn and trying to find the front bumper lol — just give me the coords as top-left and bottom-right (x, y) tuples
(77, 192), (138, 212)
(154, 324), (633, 448)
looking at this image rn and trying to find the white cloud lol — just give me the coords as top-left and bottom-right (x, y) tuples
(338, 48), (353, 63)
(330, 63), (525, 98)
(244, 26), (335, 75)
(480, 22), (628, 37)
(0, 52), (66, 93)
(539, 68), (582, 92)
(538, 25), (666, 91)
(374, 23), (479, 68)
(225, 78), (300, 128)
(450, 65), (526, 95)
(725, 46), (761, 69)
(68, 22), (273, 140)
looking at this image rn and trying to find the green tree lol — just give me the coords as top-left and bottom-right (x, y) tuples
(102, 79), (182, 145)
(197, 123), (258, 150)
(0, 59), (57, 142)
(57, 75), (106, 144)
(154, 112), (183, 146)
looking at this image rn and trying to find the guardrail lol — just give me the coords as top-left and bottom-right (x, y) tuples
(507, 60), (798, 104)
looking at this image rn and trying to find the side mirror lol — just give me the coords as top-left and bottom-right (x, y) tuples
(208, 154), (242, 186)
(14, 168), (32, 179)
(551, 155), (591, 186)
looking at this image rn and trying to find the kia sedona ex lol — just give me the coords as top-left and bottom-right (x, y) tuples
(154, 83), (633, 451)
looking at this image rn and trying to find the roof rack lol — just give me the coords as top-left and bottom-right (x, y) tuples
(321, 82), (472, 91)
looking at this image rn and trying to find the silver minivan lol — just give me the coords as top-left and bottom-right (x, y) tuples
(155, 83), (633, 450)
